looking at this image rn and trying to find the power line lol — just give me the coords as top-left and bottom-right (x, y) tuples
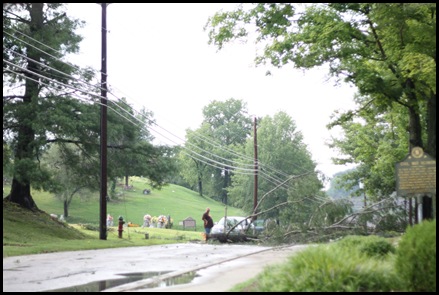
(3, 58), (316, 196)
(3, 11), (321, 196)
(3, 64), (258, 174)
(5, 22), (319, 177)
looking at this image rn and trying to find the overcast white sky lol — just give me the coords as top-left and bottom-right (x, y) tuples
(66, 3), (357, 183)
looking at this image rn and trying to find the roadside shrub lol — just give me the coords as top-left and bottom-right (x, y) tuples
(253, 245), (401, 292)
(395, 219), (436, 292)
(335, 235), (365, 249)
(335, 235), (396, 258)
(360, 237), (396, 257)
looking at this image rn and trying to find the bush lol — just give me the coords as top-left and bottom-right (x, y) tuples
(335, 235), (365, 249)
(251, 245), (401, 292)
(360, 237), (396, 258)
(335, 235), (396, 258)
(394, 219), (436, 292)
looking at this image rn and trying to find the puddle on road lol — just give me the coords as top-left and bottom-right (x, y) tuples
(42, 271), (198, 292)
(134, 271), (198, 290)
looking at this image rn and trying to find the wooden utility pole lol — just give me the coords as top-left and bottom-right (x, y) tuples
(253, 117), (258, 220)
(99, 3), (109, 240)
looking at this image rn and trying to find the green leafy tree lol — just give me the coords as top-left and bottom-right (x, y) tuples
(3, 3), (91, 209)
(106, 99), (157, 186)
(326, 169), (358, 200)
(228, 111), (324, 225)
(199, 98), (253, 204)
(205, 3), (435, 156)
(164, 145), (191, 189)
(41, 143), (98, 217)
(3, 4), (175, 211)
(205, 3), (436, 214)
(178, 125), (214, 196)
(328, 102), (411, 199)
(107, 98), (143, 187)
(104, 99), (176, 194)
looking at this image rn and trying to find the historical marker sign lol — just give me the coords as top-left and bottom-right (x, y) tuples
(396, 147), (436, 196)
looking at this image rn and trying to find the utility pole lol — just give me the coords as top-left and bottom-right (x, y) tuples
(99, 3), (109, 240)
(253, 117), (258, 221)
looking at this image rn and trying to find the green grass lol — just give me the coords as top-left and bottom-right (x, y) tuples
(3, 177), (245, 257)
(3, 199), (203, 257)
(230, 239), (404, 292)
(28, 176), (244, 227)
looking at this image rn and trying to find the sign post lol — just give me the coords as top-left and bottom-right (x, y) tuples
(396, 147), (436, 196)
(396, 147), (436, 223)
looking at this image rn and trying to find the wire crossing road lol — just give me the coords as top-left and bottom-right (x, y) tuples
(3, 243), (309, 292)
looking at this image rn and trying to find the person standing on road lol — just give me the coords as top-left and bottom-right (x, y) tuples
(202, 207), (214, 241)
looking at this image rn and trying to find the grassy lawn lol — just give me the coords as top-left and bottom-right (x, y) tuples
(24, 176), (244, 227)
(3, 177), (245, 257)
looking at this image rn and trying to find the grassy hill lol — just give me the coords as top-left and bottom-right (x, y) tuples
(3, 177), (245, 257)
(28, 176), (244, 226)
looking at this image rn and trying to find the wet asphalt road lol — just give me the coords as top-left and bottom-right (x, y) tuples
(3, 243), (309, 292)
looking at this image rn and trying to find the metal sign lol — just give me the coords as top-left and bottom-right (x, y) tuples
(396, 147), (436, 196)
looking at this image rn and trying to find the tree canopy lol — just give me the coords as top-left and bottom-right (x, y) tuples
(3, 3), (175, 210)
(179, 98), (253, 203)
(205, 3), (436, 198)
(228, 111), (324, 224)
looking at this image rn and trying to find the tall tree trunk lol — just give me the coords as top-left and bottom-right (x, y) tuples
(8, 179), (37, 209)
(406, 79), (433, 221)
(6, 3), (44, 210)
(64, 199), (69, 218)
(196, 161), (203, 196)
(406, 79), (423, 151)
(426, 93), (436, 159)
(197, 176), (203, 196)
(407, 106), (423, 150)
(423, 93), (436, 221)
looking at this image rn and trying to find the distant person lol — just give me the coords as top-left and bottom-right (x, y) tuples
(107, 214), (113, 227)
(202, 207), (214, 240)
(142, 214), (151, 228)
